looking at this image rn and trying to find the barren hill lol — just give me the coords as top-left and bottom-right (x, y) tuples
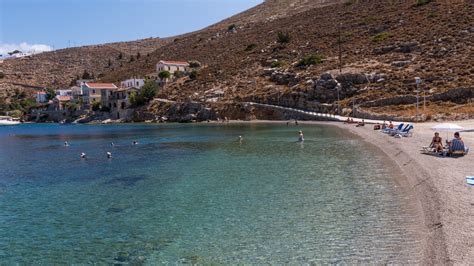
(104, 0), (473, 120)
(1, 0), (473, 120)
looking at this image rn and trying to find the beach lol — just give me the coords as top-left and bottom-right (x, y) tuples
(331, 120), (474, 264)
(229, 119), (473, 264)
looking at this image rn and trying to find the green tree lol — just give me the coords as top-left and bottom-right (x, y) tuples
(188, 61), (201, 68)
(45, 88), (56, 101)
(227, 24), (237, 32)
(189, 70), (198, 80)
(81, 70), (92, 79)
(158, 71), (171, 80)
(92, 102), (101, 111)
(141, 79), (157, 102)
(129, 91), (145, 107)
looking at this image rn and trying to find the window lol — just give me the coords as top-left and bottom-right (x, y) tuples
(136, 81), (139, 86)
(92, 89), (96, 94)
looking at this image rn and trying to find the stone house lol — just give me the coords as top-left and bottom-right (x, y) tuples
(109, 88), (138, 119)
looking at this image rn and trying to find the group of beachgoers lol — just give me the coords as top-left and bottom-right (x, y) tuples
(64, 140), (140, 159)
(363, 120), (468, 157)
(428, 131), (468, 156)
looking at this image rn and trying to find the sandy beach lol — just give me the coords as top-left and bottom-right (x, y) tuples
(323, 120), (474, 264)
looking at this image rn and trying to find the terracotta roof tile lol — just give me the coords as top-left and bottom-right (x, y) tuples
(56, 96), (72, 102)
(85, 83), (117, 89)
(159, 60), (189, 66)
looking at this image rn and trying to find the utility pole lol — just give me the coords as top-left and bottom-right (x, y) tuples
(338, 22), (342, 74)
(336, 82), (341, 115)
(415, 77), (421, 122)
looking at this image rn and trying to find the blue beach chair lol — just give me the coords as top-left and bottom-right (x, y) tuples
(390, 123), (411, 136)
(466, 176), (474, 186)
(382, 123), (404, 134)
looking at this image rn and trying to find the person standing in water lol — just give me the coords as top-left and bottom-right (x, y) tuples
(238, 136), (243, 143)
(298, 131), (304, 142)
(64, 141), (69, 147)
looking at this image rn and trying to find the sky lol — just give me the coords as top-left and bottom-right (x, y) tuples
(0, 0), (263, 54)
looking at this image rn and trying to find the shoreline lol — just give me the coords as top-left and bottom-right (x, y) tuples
(208, 119), (471, 264)
(248, 119), (472, 264)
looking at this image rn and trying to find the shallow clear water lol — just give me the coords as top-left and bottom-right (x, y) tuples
(0, 123), (422, 263)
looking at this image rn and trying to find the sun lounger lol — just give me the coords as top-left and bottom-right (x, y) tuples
(391, 124), (413, 137)
(399, 125), (414, 137)
(466, 176), (474, 186)
(382, 123), (404, 134)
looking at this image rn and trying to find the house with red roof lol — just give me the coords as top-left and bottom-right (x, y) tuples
(81, 82), (118, 110)
(52, 95), (72, 111)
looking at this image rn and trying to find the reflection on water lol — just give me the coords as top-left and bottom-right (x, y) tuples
(0, 123), (422, 263)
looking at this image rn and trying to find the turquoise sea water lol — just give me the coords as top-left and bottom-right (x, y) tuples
(0, 123), (422, 264)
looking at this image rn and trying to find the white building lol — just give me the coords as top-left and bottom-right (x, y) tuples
(36, 91), (48, 103)
(156, 60), (189, 75)
(121, 78), (145, 89)
(56, 89), (72, 96)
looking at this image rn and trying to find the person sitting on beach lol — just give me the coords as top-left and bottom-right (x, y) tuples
(349, 118), (354, 124)
(344, 117), (351, 124)
(447, 132), (465, 155)
(381, 121), (387, 130)
(429, 132), (443, 152)
(356, 120), (365, 127)
(373, 123), (381, 130)
(388, 121), (394, 129)
(298, 131), (304, 142)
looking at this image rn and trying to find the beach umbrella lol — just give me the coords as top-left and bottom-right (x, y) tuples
(431, 123), (464, 139)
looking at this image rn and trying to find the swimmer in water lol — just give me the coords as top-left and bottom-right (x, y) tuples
(132, 141), (138, 145)
(80, 153), (87, 159)
(238, 136), (243, 143)
(106, 152), (112, 158)
(298, 130), (304, 142)
(64, 141), (69, 147)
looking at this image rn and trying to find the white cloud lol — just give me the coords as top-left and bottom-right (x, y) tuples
(0, 42), (53, 55)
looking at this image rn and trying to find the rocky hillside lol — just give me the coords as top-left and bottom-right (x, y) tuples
(0, 37), (168, 88)
(106, 0), (473, 121)
(2, 0), (473, 120)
